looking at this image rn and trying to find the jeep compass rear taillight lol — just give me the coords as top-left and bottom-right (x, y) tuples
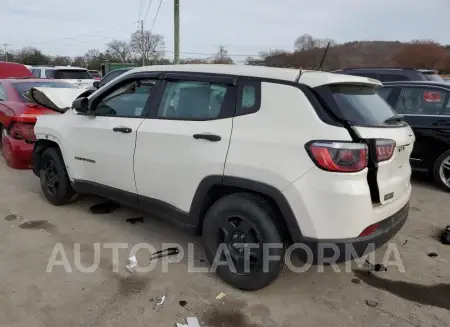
(306, 141), (368, 172)
(375, 139), (396, 162)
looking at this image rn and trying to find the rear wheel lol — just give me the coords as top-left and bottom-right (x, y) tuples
(39, 147), (77, 205)
(202, 193), (285, 291)
(433, 150), (450, 192)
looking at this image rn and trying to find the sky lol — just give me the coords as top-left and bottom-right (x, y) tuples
(1, 0), (449, 63)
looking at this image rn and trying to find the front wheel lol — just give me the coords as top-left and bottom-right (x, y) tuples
(433, 150), (450, 192)
(202, 193), (286, 291)
(39, 147), (77, 205)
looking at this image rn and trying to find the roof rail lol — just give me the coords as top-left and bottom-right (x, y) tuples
(340, 67), (416, 71)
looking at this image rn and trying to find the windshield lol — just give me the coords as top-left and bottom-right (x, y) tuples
(50, 69), (92, 79)
(422, 72), (444, 82)
(12, 81), (76, 102)
(321, 84), (402, 126)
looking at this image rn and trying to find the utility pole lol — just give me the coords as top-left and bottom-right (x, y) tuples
(2, 44), (9, 61)
(174, 0), (180, 64)
(140, 20), (145, 66)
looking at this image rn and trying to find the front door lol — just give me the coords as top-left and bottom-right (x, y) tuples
(134, 74), (236, 216)
(65, 74), (160, 195)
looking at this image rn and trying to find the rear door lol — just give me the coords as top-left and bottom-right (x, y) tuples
(134, 72), (236, 214)
(319, 84), (414, 205)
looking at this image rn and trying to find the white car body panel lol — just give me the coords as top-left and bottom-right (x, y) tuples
(224, 82), (352, 190)
(134, 119), (233, 212)
(33, 65), (412, 241)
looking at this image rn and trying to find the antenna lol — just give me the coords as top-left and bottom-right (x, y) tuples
(316, 41), (331, 71)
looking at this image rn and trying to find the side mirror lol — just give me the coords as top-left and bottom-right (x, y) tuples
(93, 81), (100, 89)
(72, 97), (90, 114)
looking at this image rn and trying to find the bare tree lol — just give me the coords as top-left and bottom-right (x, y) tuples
(130, 30), (165, 65)
(106, 40), (132, 62)
(212, 45), (234, 64)
(294, 34), (336, 51)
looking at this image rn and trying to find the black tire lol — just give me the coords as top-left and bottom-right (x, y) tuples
(202, 193), (285, 291)
(39, 147), (77, 205)
(432, 150), (450, 192)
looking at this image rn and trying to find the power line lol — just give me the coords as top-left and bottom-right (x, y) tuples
(143, 0), (154, 23)
(10, 22), (138, 47)
(138, 0), (145, 20)
(150, 0), (163, 33)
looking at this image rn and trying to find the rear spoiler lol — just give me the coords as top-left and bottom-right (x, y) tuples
(26, 87), (88, 113)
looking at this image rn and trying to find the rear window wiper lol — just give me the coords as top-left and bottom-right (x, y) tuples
(384, 115), (405, 124)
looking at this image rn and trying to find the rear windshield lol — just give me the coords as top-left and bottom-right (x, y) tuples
(12, 81), (76, 102)
(324, 84), (400, 126)
(47, 69), (92, 79)
(422, 72), (444, 82)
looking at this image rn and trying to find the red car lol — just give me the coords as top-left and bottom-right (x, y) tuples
(0, 61), (33, 78)
(0, 79), (77, 169)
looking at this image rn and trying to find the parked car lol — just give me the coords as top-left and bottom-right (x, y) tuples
(88, 70), (102, 80)
(0, 61), (34, 78)
(92, 67), (132, 89)
(378, 81), (450, 191)
(32, 65), (412, 290)
(0, 79), (79, 169)
(30, 65), (97, 89)
(333, 67), (445, 83)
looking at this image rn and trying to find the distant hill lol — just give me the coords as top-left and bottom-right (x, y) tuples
(247, 40), (450, 72)
(327, 41), (405, 68)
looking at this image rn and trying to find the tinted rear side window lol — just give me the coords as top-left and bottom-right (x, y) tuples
(318, 84), (399, 126)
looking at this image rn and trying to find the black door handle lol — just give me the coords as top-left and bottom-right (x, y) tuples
(113, 126), (132, 133)
(193, 133), (221, 142)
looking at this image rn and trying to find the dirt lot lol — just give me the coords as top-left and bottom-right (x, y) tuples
(0, 158), (449, 327)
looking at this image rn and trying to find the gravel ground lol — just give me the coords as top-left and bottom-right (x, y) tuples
(0, 158), (449, 327)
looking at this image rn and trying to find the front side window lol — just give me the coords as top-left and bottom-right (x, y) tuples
(157, 81), (228, 120)
(94, 79), (156, 117)
(394, 87), (448, 115)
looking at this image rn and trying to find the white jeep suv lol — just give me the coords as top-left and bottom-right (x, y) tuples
(32, 64), (413, 290)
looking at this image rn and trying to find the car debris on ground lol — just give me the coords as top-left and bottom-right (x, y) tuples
(126, 217), (144, 224)
(176, 317), (201, 327)
(215, 292), (226, 300)
(441, 226), (450, 244)
(125, 256), (138, 273)
(365, 260), (387, 273)
(89, 202), (120, 214)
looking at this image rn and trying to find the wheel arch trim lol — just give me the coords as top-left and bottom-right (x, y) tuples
(190, 175), (303, 242)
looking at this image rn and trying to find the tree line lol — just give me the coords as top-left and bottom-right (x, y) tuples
(2, 32), (450, 73)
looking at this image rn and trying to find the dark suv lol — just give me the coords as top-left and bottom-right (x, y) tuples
(333, 67), (445, 83)
(378, 81), (450, 191)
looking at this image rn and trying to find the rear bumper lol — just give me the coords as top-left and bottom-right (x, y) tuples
(297, 202), (409, 262)
(1, 132), (33, 169)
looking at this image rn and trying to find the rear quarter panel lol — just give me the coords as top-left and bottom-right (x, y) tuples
(225, 81), (353, 190)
